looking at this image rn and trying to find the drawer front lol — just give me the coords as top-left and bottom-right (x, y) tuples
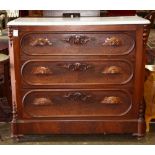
(21, 59), (133, 86)
(21, 32), (135, 56)
(22, 89), (132, 118)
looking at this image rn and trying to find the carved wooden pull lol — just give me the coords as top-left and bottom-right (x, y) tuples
(58, 62), (92, 71)
(31, 38), (53, 46)
(63, 35), (90, 45)
(101, 96), (122, 104)
(64, 92), (92, 102)
(102, 37), (121, 46)
(32, 97), (53, 106)
(102, 66), (122, 74)
(32, 66), (53, 75)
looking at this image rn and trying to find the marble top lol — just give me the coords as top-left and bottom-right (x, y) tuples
(0, 54), (9, 62)
(7, 16), (150, 26)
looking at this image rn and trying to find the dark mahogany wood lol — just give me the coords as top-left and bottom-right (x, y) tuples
(8, 23), (146, 139)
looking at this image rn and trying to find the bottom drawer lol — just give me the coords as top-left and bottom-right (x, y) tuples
(22, 89), (132, 118)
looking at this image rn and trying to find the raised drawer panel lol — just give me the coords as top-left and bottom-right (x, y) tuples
(21, 32), (135, 56)
(21, 59), (133, 86)
(22, 89), (132, 118)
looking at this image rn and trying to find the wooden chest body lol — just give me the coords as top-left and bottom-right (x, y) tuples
(8, 21), (147, 138)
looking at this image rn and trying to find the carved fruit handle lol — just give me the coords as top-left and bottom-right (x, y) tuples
(31, 38), (53, 46)
(102, 37), (121, 46)
(102, 66), (122, 74)
(32, 97), (53, 106)
(101, 96), (122, 104)
(63, 35), (90, 45)
(32, 66), (53, 75)
(64, 92), (92, 102)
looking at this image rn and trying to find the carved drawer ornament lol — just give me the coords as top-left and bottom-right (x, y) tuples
(64, 92), (92, 102)
(32, 66), (53, 75)
(58, 62), (92, 71)
(102, 66), (122, 74)
(102, 37), (122, 46)
(31, 38), (53, 46)
(101, 96), (122, 104)
(63, 35), (90, 45)
(32, 97), (53, 106)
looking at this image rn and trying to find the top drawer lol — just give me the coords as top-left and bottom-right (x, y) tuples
(21, 32), (135, 56)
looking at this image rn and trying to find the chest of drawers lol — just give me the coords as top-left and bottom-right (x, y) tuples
(8, 17), (150, 139)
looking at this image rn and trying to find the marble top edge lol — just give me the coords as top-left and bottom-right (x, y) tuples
(7, 16), (150, 26)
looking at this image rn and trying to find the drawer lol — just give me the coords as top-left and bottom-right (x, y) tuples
(21, 59), (134, 86)
(22, 89), (132, 118)
(21, 32), (135, 56)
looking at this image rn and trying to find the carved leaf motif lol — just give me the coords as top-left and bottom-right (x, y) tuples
(102, 37), (121, 46)
(102, 66), (122, 74)
(64, 35), (90, 45)
(32, 97), (53, 106)
(101, 96), (122, 104)
(31, 38), (53, 46)
(32, 66), (53, 75)
(58, 62), (92, 71)
(64, 92), (92, 102)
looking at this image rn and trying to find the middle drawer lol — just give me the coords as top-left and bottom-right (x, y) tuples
(21, 59), (134, 86)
